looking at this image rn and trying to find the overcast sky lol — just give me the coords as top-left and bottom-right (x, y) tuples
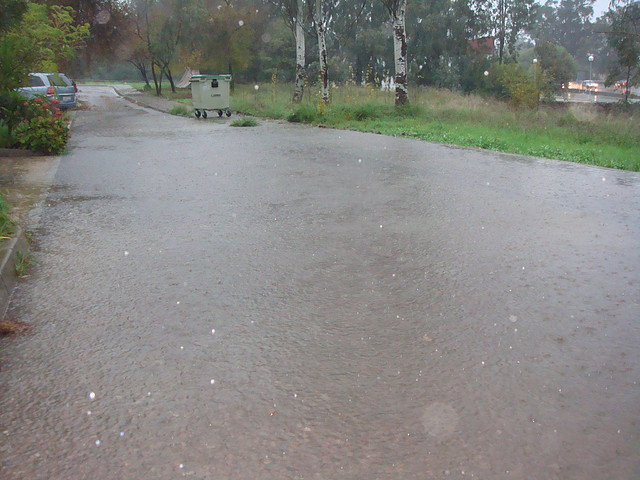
(592, 0), (611, 17)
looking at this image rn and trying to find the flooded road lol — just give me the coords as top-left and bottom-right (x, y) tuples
(1, 86), (639, 479)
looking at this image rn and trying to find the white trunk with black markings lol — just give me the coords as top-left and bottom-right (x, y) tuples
(293, 0), (306, 103)
(314, 0), (329, 105)
(392, 0), (408, 106)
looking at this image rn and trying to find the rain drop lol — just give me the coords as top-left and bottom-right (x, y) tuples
(210, 379), (216, 385)
(124, 251), (129, 256)
(211, 329), (216, 335)
(120, 432), (124, 437)
(89, 392), (96, 400)
(95, 440), (101, 447)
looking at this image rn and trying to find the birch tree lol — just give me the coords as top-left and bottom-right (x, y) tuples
(381, 0), (409, 105)
(309, 0), (329, 104)
(270, 0), (306, 102)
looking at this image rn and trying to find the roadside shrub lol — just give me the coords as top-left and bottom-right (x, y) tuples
(488, 63), (539, 109)
(0, 91), (30, 144)
(0, 193), (15, 239)
(169, 105), (189, 116)
(12, 96), (69, 154)
(287, 104), (319, 123)
(230, 117), (259, 127)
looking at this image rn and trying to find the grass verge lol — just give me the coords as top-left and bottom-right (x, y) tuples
(0, 193), (15, 240)
(169, 105), (190, 117)
(15, 250), (36, 278)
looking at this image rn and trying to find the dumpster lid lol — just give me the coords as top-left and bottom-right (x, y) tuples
(191, 74), (232, 81)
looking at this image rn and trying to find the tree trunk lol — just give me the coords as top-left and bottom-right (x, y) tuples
(166, 66), (176, 93)
(315, 0), (329, 105)
(293, 0), (306, 103)
(129, 60), (150, 87)
(498, 0), (506, 64)
(392, 0), (409, 106)
(151, 62), (162, 96)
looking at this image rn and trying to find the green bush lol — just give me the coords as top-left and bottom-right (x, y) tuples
(12, 96), (69, 154)
(169, 105), (189, 116)
(0, 193), (15, 239)
(349, 103), (381, 121)
(488, 63), (539, 109)
(287, 104), (319, 123)
(230, 117), (259, 127)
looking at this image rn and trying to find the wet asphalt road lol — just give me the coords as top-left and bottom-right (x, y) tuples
(1, 86), (639, 479)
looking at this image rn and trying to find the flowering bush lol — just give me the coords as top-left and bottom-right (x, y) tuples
(11, 96), (69, 154)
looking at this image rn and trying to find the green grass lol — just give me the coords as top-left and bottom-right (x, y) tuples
(0, 193), (15, 240)
(169, 105), (190, 117)
(230, 84), (640, 171)
(15, 250), (36, 278)
(230, 117), (259, 127)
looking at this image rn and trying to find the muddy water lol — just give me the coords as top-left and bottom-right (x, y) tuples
(1, 86), (639, 479)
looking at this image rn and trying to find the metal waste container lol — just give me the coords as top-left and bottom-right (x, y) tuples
(190, 74), (232, 118)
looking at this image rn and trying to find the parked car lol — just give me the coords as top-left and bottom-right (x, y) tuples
(17, 73), (77, 109)
(581, 80), (598, 92)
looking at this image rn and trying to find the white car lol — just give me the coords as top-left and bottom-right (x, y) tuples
(17, 73), (78, 109)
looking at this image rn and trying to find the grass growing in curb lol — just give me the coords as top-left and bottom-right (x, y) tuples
(15, 251), (36, 278)
(230, 117), (259, 127)
(169, 105), (190, 117)
(231, 84), (640, 171)
(0, 193), (15, 240)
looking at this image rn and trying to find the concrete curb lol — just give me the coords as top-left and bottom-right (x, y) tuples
(0, 148), (44, 158)
(0, 227), (29, 319)
(111, 86), (190, 115)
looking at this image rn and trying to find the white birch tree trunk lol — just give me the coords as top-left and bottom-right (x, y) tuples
(314, 0), (329, 105)
(293, 0), (306, 103)
(392, 0), (408, 106)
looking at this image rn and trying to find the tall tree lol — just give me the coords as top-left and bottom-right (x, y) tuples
(381, 0), (408, 105)
(606, 0), (639, 102)
(269, 0), (306, 102)
(309, 0), (330, 104)
(493, 0), (537, 62)
(531, 0), (595, 58)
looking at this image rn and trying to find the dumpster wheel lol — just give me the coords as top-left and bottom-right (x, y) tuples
(195, 110), (201, 118)
(202, 110), (208, 119)
(217, 110), (223, 118)
(226, 110), (232, 117)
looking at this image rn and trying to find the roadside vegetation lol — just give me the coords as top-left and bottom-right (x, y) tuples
(0, 193), (15, 240)
(168, 104), (190, 117)
(134, 81), (639, 171)
(230, 117), (259, 127)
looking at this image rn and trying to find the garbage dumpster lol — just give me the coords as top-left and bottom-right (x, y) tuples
(190, 74), (232, 119)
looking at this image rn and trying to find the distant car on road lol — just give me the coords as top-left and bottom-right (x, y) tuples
(17, 73), (77, 109)
(614, 79), (629, 94)
(581, 80), (599, 92)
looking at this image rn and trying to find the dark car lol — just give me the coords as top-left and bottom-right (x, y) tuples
(17, 73), (78, 109)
